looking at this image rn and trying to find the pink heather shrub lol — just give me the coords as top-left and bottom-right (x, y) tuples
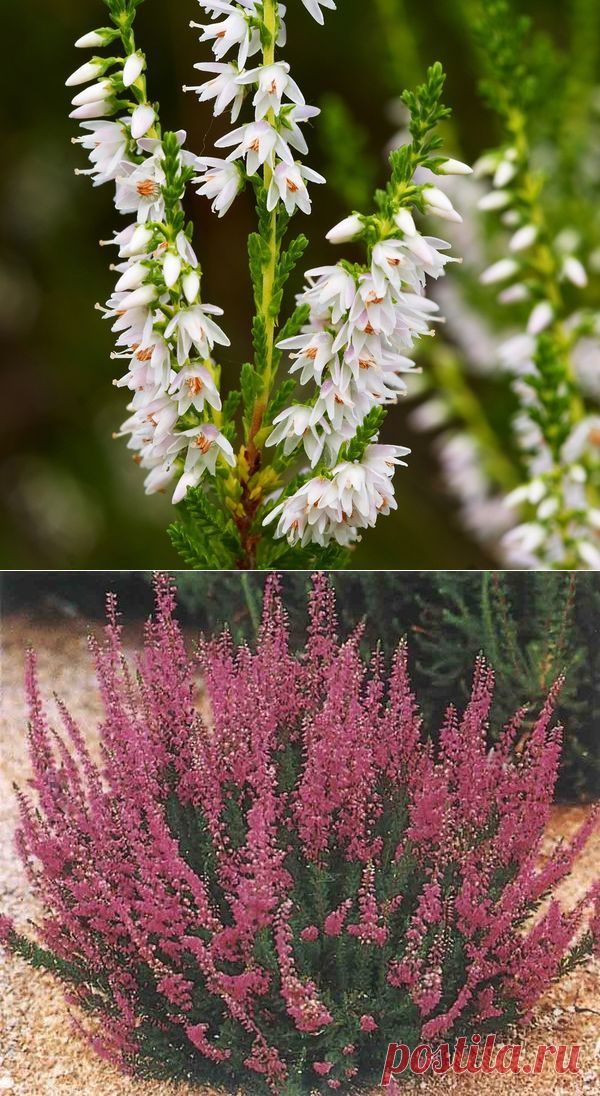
(2, 574), (599, 1093)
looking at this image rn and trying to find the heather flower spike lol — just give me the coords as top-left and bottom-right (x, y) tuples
(472, 3), (600, 568)
(68, 0), (466, 568)
(2, 575), (599, 1092)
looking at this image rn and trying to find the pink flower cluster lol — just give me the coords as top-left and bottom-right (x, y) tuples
(2, 574), (598, 1093)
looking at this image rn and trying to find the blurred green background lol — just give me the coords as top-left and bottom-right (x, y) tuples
(0, 0), (590, 567)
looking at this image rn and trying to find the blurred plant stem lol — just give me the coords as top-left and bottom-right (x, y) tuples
(559, 0), (600, 177)
(427, 343), (518, 490)
(373, 0), (422, 93)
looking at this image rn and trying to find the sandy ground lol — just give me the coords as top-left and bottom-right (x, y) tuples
(0, 614), (598, 1095)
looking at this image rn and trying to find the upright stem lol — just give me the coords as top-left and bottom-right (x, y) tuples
(260, 0), (279, 401)
(237, 0), (281, 566)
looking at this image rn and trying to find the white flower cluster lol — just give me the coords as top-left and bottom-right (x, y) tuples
(264, 165), (470, 547)
(264, 444), (408, 547)
(68, 21), (236, 505)
(477, 147), (600, 568)
(188, 0), (329, 218)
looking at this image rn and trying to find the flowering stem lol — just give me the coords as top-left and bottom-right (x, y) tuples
(260, 0), (279, 394)
(237, 0), (283, 565)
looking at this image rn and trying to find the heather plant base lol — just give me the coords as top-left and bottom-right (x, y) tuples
(1, 575), (599, 1095)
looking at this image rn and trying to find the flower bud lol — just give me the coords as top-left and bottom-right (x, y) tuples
(494, 160), (517, 188)
(438, 157), (472, 176)
(422, 186), (462, 222)
(66, 59), (105, 87)
(163, 253), (182, 289)
(115, 262), (147, 293)
(120, 225), (154, 258)
(509, 224), (537, 252)
(183, 271), (201, 303)
(124, 284), (158, 310)
(326, 214), (363, 244)
(478, 190), (510, 212)
(395, 208), (417, 237)
(123, 52), (146, 89)
(75, 28), (115, 49)
(69, 101), (113, 120)
(131, 104), (156, 140)
(480, 258), (518, 285)
(562, 256), (588, 288)
(71, 80), (112, 107)
(527, 301), (554, 335)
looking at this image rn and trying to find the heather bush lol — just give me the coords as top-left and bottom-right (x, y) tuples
(2, 574), (599, 1093)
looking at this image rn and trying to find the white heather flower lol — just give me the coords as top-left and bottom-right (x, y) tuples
(187, 62), (245, 121)
(349, 274), (397, 335)
(267, 161), (325, 214)
(561, 417), (600, 463)
(278, 329), (337, 384)
(502, 521), (547, 564)
(115, 155), (166, 222)
(310, 377), (367, 434)
(194, 8), (260, 69)
(73, 120), (129, 185)
(168, 364), (222, 414)
(194, 157), (243, 216)
(215, 120), (292, 173)
(164, 303), (231, 364)
(264, 442), (408, 547)
(175, 230), (199, 267)
(263, 475), (332, 547)
(170, 424), (236, 503)
(144, 458), (180, 495)
(128, 388), (180, 439)
(266, 405), (328, 465)
(69, 19), (231, 508)
(238, 61), (304, 119)
(300, 0), (337, 24)
(326, 214), (363, 244)
(299, 266), (356, 323)
(279, 103), (321, 156)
